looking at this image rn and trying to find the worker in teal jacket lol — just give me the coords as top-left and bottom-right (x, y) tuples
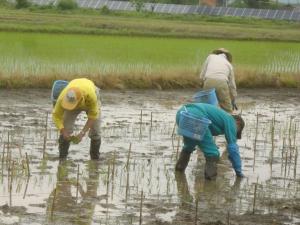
(175, 103), (245, 179)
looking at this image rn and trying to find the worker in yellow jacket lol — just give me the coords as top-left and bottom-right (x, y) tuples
(52, 78), (101, 160)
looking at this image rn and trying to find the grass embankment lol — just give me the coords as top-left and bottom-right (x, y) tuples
(1, 8), (300, 41)
(1, 70), (299, 89)
(0, 8), (300, 89)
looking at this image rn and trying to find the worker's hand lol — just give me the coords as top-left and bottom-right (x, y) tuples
(75, 130), (86, 143)
(231, 99), (238, 111)
(60, 128), (70, 140)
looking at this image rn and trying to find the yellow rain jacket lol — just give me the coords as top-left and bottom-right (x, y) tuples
(52, 78), (100, 130)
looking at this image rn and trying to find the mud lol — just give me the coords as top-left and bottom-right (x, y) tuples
(0, 88), (300, 225)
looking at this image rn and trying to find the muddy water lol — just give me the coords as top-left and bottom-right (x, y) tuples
(0, 89), (300, 225)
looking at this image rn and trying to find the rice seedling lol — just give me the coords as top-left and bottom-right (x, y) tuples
(76, 164), (80, 203)
(50, 188), (57, 221)
(139, 190), (143, 225)
(25, 152), (30, 177)
(195, 198), (199, 225)
(0, 32), (300, 89)
(253, 112), (259, 170)
(252, 182), (258, 214)
(1, 90), (300, 225)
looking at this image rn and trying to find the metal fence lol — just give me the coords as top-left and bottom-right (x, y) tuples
(29, 0), (300, 21)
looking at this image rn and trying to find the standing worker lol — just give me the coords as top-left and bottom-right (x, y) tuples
(52, 78), (101, 160)
(199, 48), (237, 113)
(175, 103), (245, 179)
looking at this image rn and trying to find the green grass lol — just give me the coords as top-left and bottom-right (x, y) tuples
(0, 31), (299, 74)
(0, 31), (300, 89)
(0, 8), (300, 41)
(0, 7), (300, 89)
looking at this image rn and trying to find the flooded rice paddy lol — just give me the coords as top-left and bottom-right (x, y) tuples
(0, 89), (300, 225)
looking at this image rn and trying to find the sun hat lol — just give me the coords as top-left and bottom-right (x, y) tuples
(212, 48), (232, 63)
(61, 87), (82, 110)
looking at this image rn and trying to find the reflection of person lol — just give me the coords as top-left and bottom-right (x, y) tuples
(46, 161), (100, 225)
(52, 78), (101, 160)
(175, 103), (245, 179)
(199, 48), (237, 113)
(174, 171), (242, 221)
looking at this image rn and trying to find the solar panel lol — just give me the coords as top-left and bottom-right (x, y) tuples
(187, 5), (197, 14)
(83, 0), (89, 7)
(210, 7), (219, 15)
(119, 1), (129, 10)
(174, 5), (181, 14)
(94, 0), (101, 9)
(225, 7), (235, 16)
(180, 5), (188, 14)
(216, 7), (223, 15)
(77, 0), (84, 7)
(275, 10), (284, 19)
(167, 4), (175, 13)
(264, 9), (270, 18)
(219, 7), (227, 15)
(282, 10), (292, 20)
(272, 10), (279, 19)
(233, 8), (243, 16)
(128, 2), (135, 10)
(196, 6), (204, 14)
(267, 10), (276, 19)
(291, 12), (299, 21)
(202, 6), (212, 15)
(240, 8), (246, 16)
(243, 8), (251, 17)
(155, 3), (163, 12)
(161, 3), (167, 13)
(92, 0), (99, 8)
(25, 0), (300, 22)
(87, 0), (94, 8)
(260, 9), (269, 18)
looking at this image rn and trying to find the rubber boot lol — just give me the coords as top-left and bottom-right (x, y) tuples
(90, 138), (101, 160)
(58, 135), (70, 159)
(204, 156), (219, 180)
(175, 151), (191, 172)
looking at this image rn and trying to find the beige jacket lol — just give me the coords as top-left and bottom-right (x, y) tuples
(199, 54), (237, 97)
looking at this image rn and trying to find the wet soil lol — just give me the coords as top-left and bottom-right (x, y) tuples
(0, 88), (300, 225)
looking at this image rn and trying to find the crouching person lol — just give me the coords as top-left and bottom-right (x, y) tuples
(175, 103), (245, 179)
(52, 78), (101, 160)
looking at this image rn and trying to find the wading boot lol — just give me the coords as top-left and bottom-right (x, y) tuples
(204, 156), (219, 180)
(58, 135), (70, 160)
(175, 151), (191, 172)
(90, 138), (101, 160)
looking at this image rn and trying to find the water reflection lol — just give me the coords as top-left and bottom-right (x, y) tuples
(174, 171), (243, 223)
(46, 160), (100, 225)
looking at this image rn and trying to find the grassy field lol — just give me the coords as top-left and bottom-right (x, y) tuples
(0, 31), (299, 89)
(0, 8), (300, 89)
(0, 8), (300, 41)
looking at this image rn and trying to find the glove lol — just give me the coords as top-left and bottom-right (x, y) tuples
(231, 99), (238, 111)
(227, 143), (243, 177)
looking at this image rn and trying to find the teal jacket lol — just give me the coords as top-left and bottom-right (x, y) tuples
(176, 103), (237, 144)
(176, 103), (242, 176)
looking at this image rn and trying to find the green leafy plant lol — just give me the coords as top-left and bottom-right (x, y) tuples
(57, 0), (78, 10)
(15, 0), (30, 8)
(70, 136), (80, 144)
(130, 0), (144, 12)
(100, 5), (110, 14)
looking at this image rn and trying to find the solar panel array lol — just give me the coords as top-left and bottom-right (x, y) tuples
(29, 0), (300, 21)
